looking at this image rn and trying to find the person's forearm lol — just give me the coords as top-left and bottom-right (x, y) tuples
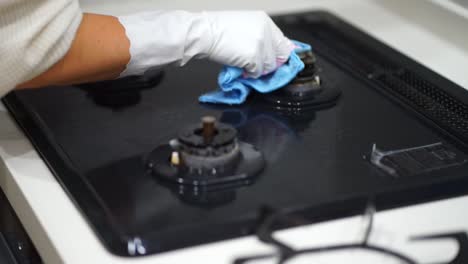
(16, 13), (130, 89)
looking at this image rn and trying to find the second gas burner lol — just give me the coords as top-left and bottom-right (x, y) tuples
(262, 50), (341, 110)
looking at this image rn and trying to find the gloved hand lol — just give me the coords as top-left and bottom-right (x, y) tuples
(118, 11), (294, 78)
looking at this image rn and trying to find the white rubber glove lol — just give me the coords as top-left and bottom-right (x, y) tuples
(118, 11), (294, 78)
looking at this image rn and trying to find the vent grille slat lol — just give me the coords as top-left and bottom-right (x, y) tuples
(376, 72), (468, 138)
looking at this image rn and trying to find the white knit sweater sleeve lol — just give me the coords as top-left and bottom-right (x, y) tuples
(0, 0), (83, 97)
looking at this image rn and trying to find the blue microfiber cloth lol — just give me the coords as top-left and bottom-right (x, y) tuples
(199, 40), (312, 105)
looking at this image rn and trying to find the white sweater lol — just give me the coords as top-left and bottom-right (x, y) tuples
(0, 0), (83, 97)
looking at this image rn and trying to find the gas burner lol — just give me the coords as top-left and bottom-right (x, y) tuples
(262, 50), (341, 111)
(78, 68), (164, 110)
(146, 116), (265, 189)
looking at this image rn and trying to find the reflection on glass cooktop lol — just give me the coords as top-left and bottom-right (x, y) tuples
(3, 11), (468, 257)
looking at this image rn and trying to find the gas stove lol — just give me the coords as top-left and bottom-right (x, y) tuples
(3, 11), (468, 260)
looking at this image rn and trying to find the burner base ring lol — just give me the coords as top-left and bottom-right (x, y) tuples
(261, 81), (342, 111)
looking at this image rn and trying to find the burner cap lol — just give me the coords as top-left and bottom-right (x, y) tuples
(178, 119), (237, 149)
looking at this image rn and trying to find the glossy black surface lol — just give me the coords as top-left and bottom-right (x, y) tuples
(3, 11), (468, 256)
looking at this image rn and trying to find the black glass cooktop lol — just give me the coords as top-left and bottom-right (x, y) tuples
(3, 11), (468, 257)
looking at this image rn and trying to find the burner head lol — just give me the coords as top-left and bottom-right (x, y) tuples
(175, 117), (240, 170)
(177, 117), (237, 154)
(297, 50), (317, 77)
(262, 49), (341, 111)
(146, 116), (265, 191)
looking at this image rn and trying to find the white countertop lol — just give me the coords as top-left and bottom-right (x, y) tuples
(1, 0), (468, 263)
